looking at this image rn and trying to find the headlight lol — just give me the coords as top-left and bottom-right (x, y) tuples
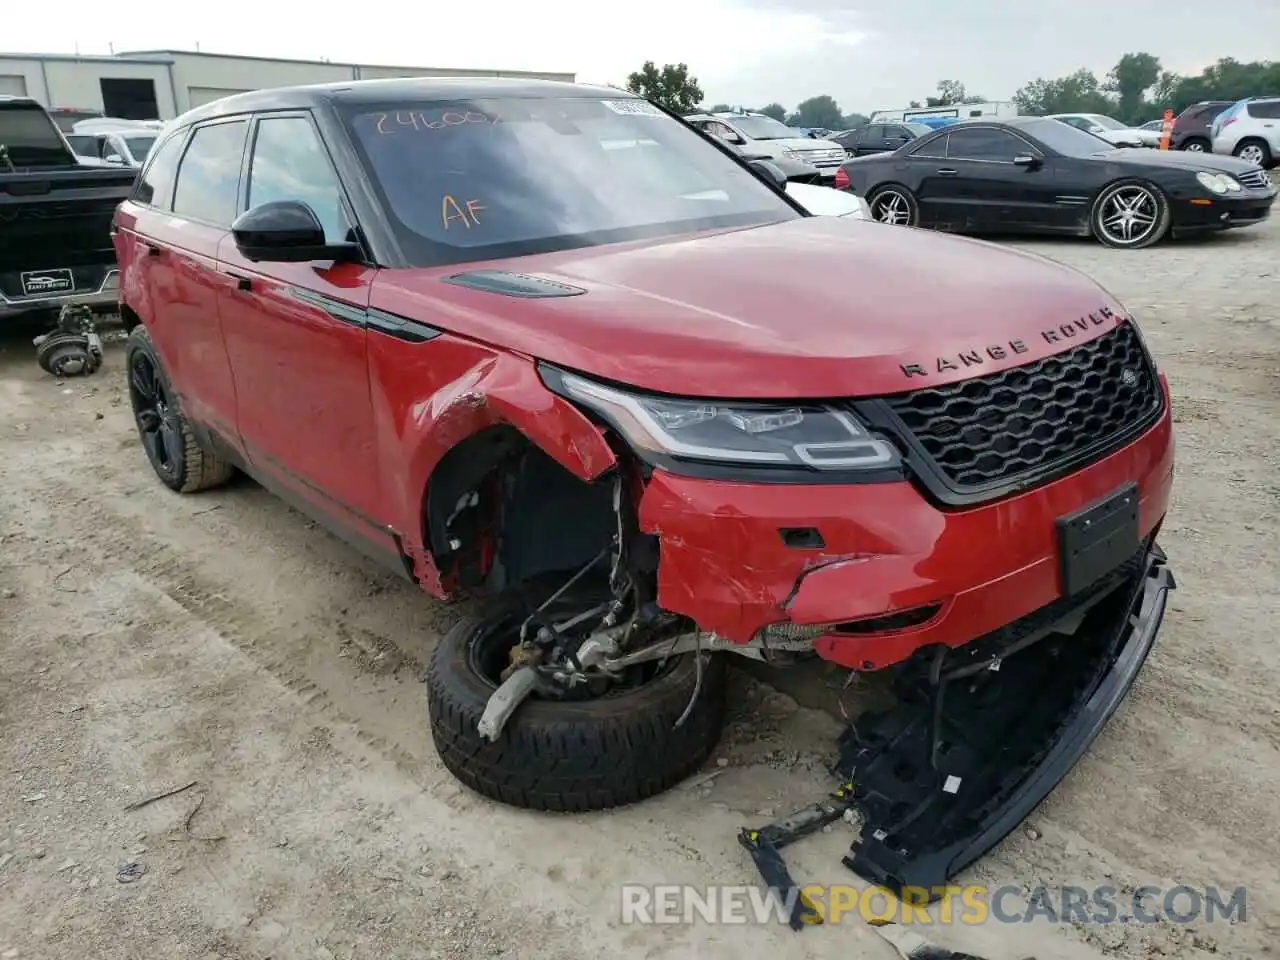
(1196, 171), (1242, 194)
(545, 369), (899, 472)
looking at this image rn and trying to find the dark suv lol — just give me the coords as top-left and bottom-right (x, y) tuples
(1170, 100), (1234, 153)
(112, 79), (1175, 890)
(831, 122), (933, 157)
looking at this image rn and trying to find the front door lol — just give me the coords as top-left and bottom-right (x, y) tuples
(216, 112), (390, 549)
(932, 127), (1060, 231)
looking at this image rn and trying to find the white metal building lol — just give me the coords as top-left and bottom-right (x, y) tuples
(0, 49), (575, 122)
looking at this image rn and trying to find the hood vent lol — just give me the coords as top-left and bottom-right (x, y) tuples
(443, 270), (586, 299)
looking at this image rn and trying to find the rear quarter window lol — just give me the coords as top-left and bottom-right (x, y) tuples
(133, 131), (186, 208)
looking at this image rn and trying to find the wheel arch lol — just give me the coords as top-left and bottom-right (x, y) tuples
(401, 352), (619, 597)
(119, 303), (144, 332)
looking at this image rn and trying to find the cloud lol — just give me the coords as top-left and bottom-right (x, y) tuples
(4, 0), (1278, 117)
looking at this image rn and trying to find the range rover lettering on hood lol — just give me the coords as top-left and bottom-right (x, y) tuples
(900, 306), (1121, 379)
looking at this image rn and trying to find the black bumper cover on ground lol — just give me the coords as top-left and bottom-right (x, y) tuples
(740, 544), (1175, 928)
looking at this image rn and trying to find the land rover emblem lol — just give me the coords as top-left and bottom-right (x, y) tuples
(1120, 368), (1138, 386)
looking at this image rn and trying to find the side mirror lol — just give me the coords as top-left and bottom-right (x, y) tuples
(105, 154), (125, 165)
(748, 159), (788, 190)
(231, 200), (357, 264)
(1013, 154), (1042, 168)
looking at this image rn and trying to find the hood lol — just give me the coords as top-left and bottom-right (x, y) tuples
(1099, 129), (1144, 145)
(370, 217), (1126, 400)
(785, 181), (868, 218)
(762, 137), (836, 153)
(1103, 147), (1270, 177)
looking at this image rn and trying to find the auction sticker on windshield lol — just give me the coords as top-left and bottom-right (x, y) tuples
(602, 100), (664, 117)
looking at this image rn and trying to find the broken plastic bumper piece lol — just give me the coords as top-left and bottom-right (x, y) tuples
(739, 543), (1174, 924)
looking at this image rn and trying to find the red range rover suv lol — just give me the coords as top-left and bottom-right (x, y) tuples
(114, 79), (1175, 890)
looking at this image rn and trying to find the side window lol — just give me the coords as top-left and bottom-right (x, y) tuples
(247, 115), (349, 244)
(133, 131), (186, 208)
(947, 128), (1024, 162)
(1249, 100), (1280, 119)
(866, 125), (885, 139)
(1061, 116), (1089, 130)
(172, 120), (249, 227)
(910, 132), (948, 158)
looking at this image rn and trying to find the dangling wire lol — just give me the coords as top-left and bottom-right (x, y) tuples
(673, 631), (705, 728)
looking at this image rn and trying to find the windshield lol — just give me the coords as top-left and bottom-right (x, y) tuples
(341, 97), (799, 268)
(0, 104), (75, 168)
(124, 135), (156, 160)
(1023, 118), (1116, 157)
(1085, 114), (1126, 131)
(724, 114), (797, 140)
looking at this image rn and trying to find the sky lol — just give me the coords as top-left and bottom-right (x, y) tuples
(3, 1), (1279, 115)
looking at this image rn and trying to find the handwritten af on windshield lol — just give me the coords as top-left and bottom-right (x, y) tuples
(442, 195), (485, 229)
(372, 110), (497, 135)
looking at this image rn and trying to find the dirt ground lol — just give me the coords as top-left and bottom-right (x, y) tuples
(2, 214), (1278, 960)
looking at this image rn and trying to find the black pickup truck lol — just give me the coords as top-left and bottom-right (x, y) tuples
(0, 97), (137, 322)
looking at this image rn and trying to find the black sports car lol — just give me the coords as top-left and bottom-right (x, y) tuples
(836, 116), (1276, 248)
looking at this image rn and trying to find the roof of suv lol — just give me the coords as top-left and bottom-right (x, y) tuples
(176, 77), (637, 129)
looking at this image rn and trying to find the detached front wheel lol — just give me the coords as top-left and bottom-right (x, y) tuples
(426, 605), (727, 811)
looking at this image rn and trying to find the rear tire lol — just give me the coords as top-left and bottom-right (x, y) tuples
(126, 326), (235, 493)
(1233, 139), (1274, 169)
(1179, 137), (1209, 153)
(426, 605), (727, 811)
(867, 184), (919, 226)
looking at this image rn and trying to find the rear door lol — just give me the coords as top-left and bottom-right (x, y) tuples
(215, 111), (388, 541)
(855, 125), (891, 155)
(133, 118), (248, 444)
(1245, 99), (1280, 153)
(882, 125), (913, 153)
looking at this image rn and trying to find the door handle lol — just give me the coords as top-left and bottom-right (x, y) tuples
(223, 271), (252, 292)
(936, 168), (958, 176)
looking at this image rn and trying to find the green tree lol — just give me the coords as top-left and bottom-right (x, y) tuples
(926, 80), (985, 107)
(757, 102), (787, 122)
(792, 95), (843, 129)
(1105, 53), (1162, 124)
(1156, 58), (1280, 113)
(625, 61), (704, 115)
(1014, 68), (1114, 116)
(841, 112), (869, 130)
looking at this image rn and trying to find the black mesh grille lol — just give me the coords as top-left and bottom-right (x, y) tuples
(883, 323), (1160, 490)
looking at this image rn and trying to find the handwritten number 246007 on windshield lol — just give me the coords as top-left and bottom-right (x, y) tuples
(373, 111), (496, 134)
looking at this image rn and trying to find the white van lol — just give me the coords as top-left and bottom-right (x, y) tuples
(870, 101), (1019, 124)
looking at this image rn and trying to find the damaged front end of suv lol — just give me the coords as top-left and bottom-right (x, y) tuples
(422, 288), (1174, 901)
